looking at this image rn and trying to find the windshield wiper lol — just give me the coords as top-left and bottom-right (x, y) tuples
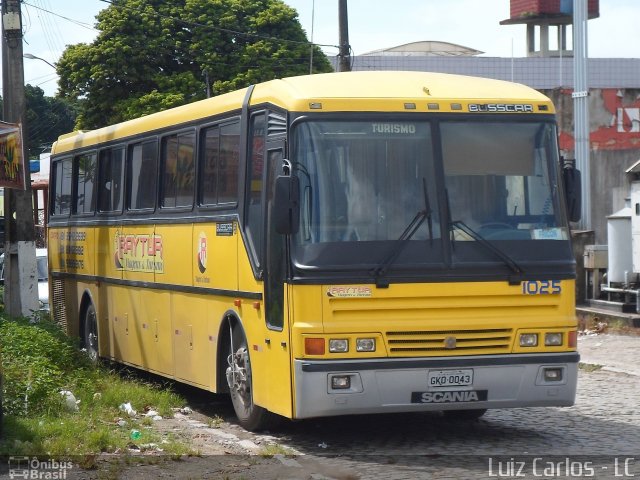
(449, 220), (525, 285)
(372, 178), (432, 288)
(444, 188), (524, 284)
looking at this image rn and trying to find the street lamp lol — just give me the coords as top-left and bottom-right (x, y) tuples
(23, 53), (55, 69)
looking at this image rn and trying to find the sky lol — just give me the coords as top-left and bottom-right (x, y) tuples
(9, 0), (640, 98)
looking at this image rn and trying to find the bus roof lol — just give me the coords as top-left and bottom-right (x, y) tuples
(52, 71), (554, 154)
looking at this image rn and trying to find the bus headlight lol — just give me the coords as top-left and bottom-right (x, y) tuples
(519, 333), (538, 347)
(356, 338), (376, 352)
(544, 332), (563, 346)
(329, 339), (349, 353)
(330, 375), (351, 389)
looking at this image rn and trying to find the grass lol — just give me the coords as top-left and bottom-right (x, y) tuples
(258, 443), (296, 458)
(578, 362), (603, 372)
(0, 314), (191, 461)
(207, 414), (225, 429)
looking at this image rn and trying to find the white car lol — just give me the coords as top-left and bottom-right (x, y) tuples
(0, 248), (49, 312)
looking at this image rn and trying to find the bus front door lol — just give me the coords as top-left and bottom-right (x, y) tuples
(261, 145), (293, 418)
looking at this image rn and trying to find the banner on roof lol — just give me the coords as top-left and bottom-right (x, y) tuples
(0, 121), (27, 189)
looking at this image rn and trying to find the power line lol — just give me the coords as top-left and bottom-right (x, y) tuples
(22, 1), (100, 32)
(32, 0), (68, 58)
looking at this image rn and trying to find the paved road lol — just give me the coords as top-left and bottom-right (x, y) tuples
(578, 332), (640, 376)
(121, 333), (640, 479)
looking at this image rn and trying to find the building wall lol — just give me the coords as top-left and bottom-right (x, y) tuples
(509, 0), (598, 18)
(546, 88), (640, 244)
(344, 57), (640, 90)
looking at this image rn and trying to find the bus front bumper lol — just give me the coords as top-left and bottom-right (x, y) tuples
(293, 352), (579, 419)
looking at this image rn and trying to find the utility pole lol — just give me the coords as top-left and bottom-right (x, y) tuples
(573, 0), (591, 230)
(338, 0), (351, 72)
(2, 0), (39, 317)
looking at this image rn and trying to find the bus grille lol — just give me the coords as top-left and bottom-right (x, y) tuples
(323, 285), (564, 357)
(385, 328), (513, 354)
(51, 278), (68, 333)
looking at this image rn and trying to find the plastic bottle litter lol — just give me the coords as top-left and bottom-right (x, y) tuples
(119, 402), (137, 417)
(130, 429), (141, 441)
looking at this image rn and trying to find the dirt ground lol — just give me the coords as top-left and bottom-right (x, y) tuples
(63, 407), (357, 480)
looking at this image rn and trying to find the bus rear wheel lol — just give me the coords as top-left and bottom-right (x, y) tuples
(225, 323), (277, 431)
(82, 302), (99, 363)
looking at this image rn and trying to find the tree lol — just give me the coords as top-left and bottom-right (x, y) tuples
(57, 0), (333, 130)
(0, 86), (78, 159)
(24, 85), (78, 158)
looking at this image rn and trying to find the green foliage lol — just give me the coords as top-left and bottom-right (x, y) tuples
(0, 316), (186, 456)
(57, 0), (333, 130)
(0, 86), (78, 158)
(0, 316), (90, 416)
(24, 85), (78, 158)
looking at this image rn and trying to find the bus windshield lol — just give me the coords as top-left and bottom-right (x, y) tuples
(443, 121), (567, 242)
(290, 118), (571, 275)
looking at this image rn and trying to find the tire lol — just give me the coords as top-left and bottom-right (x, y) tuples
(443, 409), (487, 421)
(225, 322), (279, 431)
(82, 302), (99, 363)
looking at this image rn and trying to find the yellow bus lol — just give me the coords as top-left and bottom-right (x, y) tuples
(48, 71), (581, 431)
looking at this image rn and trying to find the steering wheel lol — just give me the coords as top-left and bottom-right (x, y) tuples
(479, 222), (513, 230)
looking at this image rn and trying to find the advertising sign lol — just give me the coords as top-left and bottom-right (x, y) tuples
(0, 121), (26, 189)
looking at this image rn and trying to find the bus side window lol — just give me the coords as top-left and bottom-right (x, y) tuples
(161, 131), (195, 208)
(200, 126), (220, 206)
(128, 140), (158, 211)
(246, 113), (266, 268)
(74, 152), (97, 215)
(52, 158), (72, 216)
(98, 147), (124, 213)
(199, 120), (240, 207)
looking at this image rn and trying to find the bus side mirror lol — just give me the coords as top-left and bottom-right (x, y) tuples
(274, 175), (300, 235)
(562, 163), (582, 223)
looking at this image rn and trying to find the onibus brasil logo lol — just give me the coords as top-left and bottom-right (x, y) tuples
(8, 457), (73, 479)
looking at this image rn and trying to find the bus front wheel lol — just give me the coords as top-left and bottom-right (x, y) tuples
(225, 323), (275, 431)
(82, 302), (99, 363)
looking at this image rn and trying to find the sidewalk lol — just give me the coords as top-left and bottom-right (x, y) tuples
(578, 332), (640, 376)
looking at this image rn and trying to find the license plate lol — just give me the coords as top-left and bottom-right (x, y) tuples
(428, 369), (473, 387)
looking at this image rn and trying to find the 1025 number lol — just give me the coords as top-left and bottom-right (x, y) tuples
(522, 280), (561, 295)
